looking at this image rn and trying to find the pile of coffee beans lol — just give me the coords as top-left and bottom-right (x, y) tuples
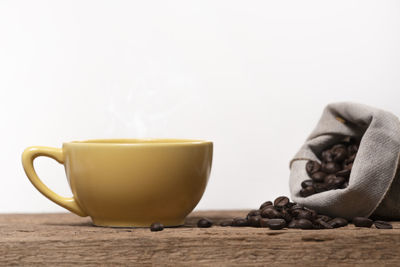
(300, 136), (360, 197)
(194, 196), (392, 231)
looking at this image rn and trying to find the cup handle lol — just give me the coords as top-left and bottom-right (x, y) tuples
(22, 146), (87, 217)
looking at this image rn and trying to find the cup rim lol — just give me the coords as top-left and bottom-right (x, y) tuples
(64, 138), (213, 146)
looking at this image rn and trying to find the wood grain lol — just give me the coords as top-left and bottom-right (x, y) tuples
(0, 211), (399, 266)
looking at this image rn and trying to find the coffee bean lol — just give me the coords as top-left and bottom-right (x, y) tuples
(328, 217), (348, 228)
(322, 150), (334, 162)
(313, 183), (328, 193)
(345, 154), (356, 165)
(197, 218), (213, 228)
(289, 204), (304, 211)
(312, 222), (322, 229)
(336, 168), (351, 179)
(297, 219), (313, 229)
(219, 220), (233, 227)
(332, 143), (347, 150)
(301, 179), (314, 189)
(274, 196), (290, 208)
(304, 208), (318, 220)
(248, 215), (261, 227)
(247, 210), (261, 219)
(286, 202), (296, 209)
(352, 217), (373, 228)
(324, 174), (336, 183)
(296, 210), (313, 221)
(322, 162), (341, 174)
(324, 176), (337, 190)
(374, 220), (393, 229)
(288, 220), (298, 228)
(259, 218), (270, 228)
(306, 160), (321, 175)
(259, 201), (273, 210)
(332, 147), (347, 163)
(332, 143), (346, 149)
(290, 208), (302, 218)
(316, 215), (331, 222)
(281, 210), (292, 223)
(261, 207), (281, 219)
(300, 186), (315, 197)
(267, 219), (286, 230)
(314, 219), (333, 229)
(343, 162), (353, 171)
(311, 172), (327, 183)
(150, 222), (164, 232)
(326, 176), (345, 190)
(258, 196), (392, 232)
(232, 217), (248, 227)
(348, 144), (359, 155)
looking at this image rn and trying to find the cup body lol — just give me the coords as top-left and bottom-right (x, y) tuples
(62, 139), (213, 227)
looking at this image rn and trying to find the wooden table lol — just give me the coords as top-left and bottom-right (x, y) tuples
(1, 211), (399, 266)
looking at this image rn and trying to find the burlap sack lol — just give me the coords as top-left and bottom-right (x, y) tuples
(289, 102), (400, 220)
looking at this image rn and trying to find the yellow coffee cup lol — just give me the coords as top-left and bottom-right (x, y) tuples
(22, 139), (213, 227)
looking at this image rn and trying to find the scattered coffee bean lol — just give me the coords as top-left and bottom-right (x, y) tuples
(274, 196), (290, 208)
(248, 215), (261, 227)
(281, 210), (292, 223)
(220, 220), (233, 227)
(232, 217), (248, 227)
(374, 220), (393, 229)
(150, 222), (164, 232)
(261, 207), (281, 219)
(289, 208), (302, 218)
(197, 218), (213, 228)
(353, 217), (373, 228)
(286, 202), (296, 209)
(259, 218), (270, 228)
(267, 219), (286, 230)
(287, 220), (298, 228)
(316, 215), (331, 222)
(328, 217), (348, 228)
(305, 208), (318, 220)
(297, 219), (313, 229)
(247, 209), (261, 218)
(314, 219), (333, 229)
(259, 201), (273, 210)
(289, 204), (304, 211)
(296, 209), (313, 221)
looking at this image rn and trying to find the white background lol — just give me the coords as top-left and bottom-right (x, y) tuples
(1, 0), (400, 213)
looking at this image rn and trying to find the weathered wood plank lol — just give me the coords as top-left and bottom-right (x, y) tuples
(0, 211), (399, 266)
